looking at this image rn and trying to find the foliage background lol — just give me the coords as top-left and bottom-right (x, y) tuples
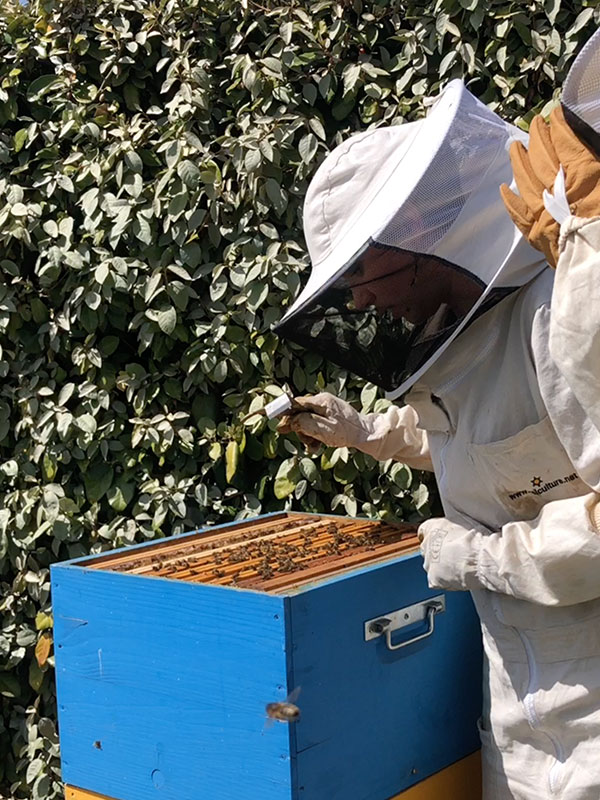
(0, 0), (598, 796)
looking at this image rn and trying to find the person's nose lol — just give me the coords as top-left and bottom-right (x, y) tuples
(351, 285), (376, 310)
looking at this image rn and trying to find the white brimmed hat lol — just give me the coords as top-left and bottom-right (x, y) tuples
(276, 80), (547, 397)
(562, 26), (600, 156)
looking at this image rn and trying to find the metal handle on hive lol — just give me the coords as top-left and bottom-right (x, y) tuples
(385, 602), (442, 651)
(364, 595), (446, 651)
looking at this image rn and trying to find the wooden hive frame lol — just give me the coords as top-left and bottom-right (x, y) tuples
(82, 512), (420, 593)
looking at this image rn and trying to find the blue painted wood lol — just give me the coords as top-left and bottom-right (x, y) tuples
(287, 551), (482, 800)
(52, 566), (293, 800)
(53, 515), (483, 800)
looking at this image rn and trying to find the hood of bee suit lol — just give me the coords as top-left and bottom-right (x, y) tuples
(562, 26), (600, 156)
(274, 79), (547, 399)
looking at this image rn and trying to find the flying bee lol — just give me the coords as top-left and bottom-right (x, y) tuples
(265, 687), (301, 726)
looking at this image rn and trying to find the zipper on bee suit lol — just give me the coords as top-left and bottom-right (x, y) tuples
(512, 622), (566, 795)
(438, 436), (450, 500)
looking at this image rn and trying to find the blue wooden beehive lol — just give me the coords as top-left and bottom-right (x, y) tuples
(52, 512), (482, 800)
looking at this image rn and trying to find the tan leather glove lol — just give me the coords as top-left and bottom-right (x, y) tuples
(500, 106), (600, 267)
(277, 393), (373, 450)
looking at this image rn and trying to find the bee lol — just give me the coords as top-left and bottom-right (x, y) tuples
(265, 687), (301, 725)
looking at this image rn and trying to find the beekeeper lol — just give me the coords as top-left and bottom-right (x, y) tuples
(275, 76), (600, 799)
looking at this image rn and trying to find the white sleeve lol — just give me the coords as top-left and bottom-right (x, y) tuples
(549, 215), (600, 435)
(421, 492), (600, 606)
(357, 404), (434, 471)
(422, 228), (600, 606)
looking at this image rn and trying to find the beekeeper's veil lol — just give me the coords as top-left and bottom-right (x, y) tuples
(562, 26), (600, 156)
(275, 80), (547, 399)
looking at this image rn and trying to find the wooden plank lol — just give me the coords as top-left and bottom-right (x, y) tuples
(52, 565), (293, 800)
(65, 788), (115, 800)
(390, 751), (482, 799)
(289, 553), (483, 800)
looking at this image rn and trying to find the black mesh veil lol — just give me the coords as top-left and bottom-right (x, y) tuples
(275, 241), (513, 392)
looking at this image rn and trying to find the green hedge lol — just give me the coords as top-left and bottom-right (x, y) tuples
(0, 0), (598, 796)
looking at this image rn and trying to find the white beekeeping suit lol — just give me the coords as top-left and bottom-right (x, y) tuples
(275, 78), (600, 799)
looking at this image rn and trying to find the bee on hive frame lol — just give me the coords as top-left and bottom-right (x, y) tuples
(265, 687), (301, 726)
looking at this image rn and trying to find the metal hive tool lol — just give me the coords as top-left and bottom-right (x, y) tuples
(85, 513), (420, 593)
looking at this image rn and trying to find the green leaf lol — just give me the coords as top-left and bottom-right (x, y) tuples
(107, 479), (135, 512)
(57, 174), (74, 193)
(280, 21), (293, 44)
(100, 336), (120, 356)
(14, 128), (28, 152)
(343, 63), (361, 94)
(567, 7), (594, 37)
(33, 774), (51, 800)
(208, 442), (222, 461)
(31, 297), (49, 323)
(439, 50), (457, 77)
(81, 187), (99, 216)
(199, 161), (221, 184)
(35, 612), (53, 631)
(303, 83), (317, 105)
(245, 148), (262, 172)
(299, 457), (318, 482)
(135, 215), (152, 244)
(25, 757), (43, 785)
(274, 459), (298, 499)
(265, 179), (287, 216)
(225, 441), (240, 483)
(412, 483), (429, 511)
(58, 383), (75, 405)
(157, 306), (177, 335)
(392, 463), (412, 489)
(177, 159), (201, 189)
(261, 57), (283, 75)
(125, 151), (144, 173)
(84, 463), (114, 503)
(0, 417), (8, 444)
(0, 672), (21, 698)
(43, 452), (56, 481)
(165, 140), (181, 169)
(168, 193), (187, 219)
(123, 84), (141, 110)
(26, 74), (59, 101)
(168, 265), (192, 280)
(299, 133), (318, 164)
(332, 96), (355, 121)
(309, 117), (326, 140)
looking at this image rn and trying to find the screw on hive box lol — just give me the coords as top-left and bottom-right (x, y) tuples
(368, 618), (392, 635)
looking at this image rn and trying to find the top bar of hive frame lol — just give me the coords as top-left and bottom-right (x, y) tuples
(81, 513), (420, 593)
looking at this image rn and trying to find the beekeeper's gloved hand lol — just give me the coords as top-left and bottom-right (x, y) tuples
(500, 105), (600, 267)
(277, 393), (372, 450)
(418, 517), (480, 592)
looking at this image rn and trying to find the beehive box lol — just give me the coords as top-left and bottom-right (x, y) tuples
(52, 512), (482, 800)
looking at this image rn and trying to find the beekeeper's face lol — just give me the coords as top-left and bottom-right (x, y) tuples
(346, 246), (447, 325)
